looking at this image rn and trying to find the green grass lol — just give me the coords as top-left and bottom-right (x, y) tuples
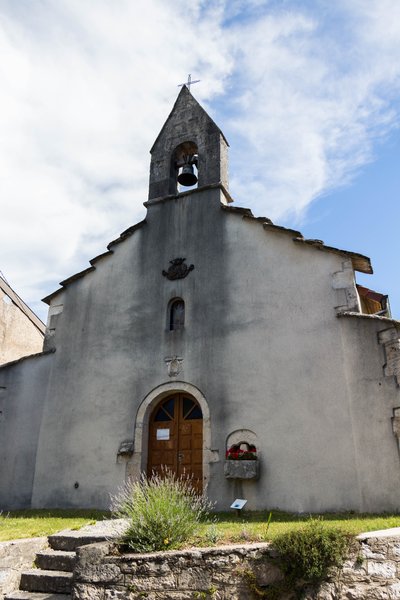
(1, 508), (400, 545)
(192, 510), (400, 546)
(0, 509), (109, 542)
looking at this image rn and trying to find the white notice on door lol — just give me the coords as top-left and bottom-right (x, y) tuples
(157, 429), (170, 441)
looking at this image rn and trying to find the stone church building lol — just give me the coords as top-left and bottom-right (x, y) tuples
(1, 87), (400, 513)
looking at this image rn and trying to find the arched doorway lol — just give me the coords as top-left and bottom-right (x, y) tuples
(148, 393), (203, 491)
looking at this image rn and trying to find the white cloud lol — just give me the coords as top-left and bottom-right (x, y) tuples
(0, 0), (399, 320)
(0, 0), (232, 318)
(224, 1), (400, 220)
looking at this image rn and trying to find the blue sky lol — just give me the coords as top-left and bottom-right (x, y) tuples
(0, 0), (399, 321)
(301, 131), (400, 316)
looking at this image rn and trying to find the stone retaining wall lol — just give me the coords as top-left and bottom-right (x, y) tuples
(72, 531), (400, 599)
(73, 541), (276, 600)
(326, 531), (400, 600)
(0, 537), (47, 599)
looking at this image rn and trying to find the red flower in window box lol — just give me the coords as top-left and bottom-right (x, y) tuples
(226, 443), (257, 460)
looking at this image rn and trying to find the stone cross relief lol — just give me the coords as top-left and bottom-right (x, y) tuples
(165, 356), (183, 377)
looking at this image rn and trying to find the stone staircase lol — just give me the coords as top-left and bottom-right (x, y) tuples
(4, 537), (74, 600)
(4, 520), (127, 600)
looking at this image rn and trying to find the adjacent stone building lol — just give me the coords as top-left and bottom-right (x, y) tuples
(1, 87), (400, 513)
(0, 277), (44, 366)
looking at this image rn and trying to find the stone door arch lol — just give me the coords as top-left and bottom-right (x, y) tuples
(148, 393), (203, 491)
(129, 382), (212, 491)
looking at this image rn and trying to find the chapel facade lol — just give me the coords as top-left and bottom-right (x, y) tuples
(1, 87), (400, 513)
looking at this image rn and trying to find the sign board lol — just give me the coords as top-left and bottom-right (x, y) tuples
(230, 498), (247, 510)
(156, 429), (170, 441)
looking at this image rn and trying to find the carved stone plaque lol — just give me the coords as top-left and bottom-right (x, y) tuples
(162, 258), (194, 280)
(165, 356), (183, 377)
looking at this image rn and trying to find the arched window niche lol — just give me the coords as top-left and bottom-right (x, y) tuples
(224, 429), (259, 480)
(171, 141), (198, 193)
(169, 298), (185, 331)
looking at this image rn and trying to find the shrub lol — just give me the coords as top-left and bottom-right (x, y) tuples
(205, 523), (221, 545)
(111, 470), (213, 552)
(272, 518), (351, 583)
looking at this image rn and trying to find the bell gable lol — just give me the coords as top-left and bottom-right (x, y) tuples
(148, 86), (229, 201)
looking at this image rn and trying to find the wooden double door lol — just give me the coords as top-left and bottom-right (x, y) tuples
(148, 394), (203, 492)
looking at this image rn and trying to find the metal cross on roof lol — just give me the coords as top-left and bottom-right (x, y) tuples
(178, 74), (200, 91)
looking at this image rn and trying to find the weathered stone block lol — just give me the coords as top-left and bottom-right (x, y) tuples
(0, 568), (20, 598)
(75, 542), (112, 570)
(389, 543), (400, 560)
(224, 460), (259, 479)
(91, 563), (122, 584)
(72, 582), (105, 599)
(387, 582), (400, 599)
(341, 585), (371, 600)
(177, 567), (211, 589)
(341, 557), (368, 576)
(252, 561), (284, 586)
(361, 541), (387, 560)
(210, 570), (237, 585)
(124, 572), (177, 591)
(302, 581), (337, 600)
(131, 558), (173, 577)
(314, 581), (337, 600)
(368, 560), (397, 578)
(104, 588), (134, 600)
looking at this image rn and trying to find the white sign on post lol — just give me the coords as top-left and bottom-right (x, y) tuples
(230, 499), (247, 510)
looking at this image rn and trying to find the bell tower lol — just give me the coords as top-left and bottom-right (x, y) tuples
(148, 86), (229, 201)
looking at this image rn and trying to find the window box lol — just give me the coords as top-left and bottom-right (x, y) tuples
(224, 459), (259, 480)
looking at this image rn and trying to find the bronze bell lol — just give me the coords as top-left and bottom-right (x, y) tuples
(178, 163), (198, 187)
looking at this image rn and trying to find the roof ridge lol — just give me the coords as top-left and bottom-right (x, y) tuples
(150, 87), (228, 153)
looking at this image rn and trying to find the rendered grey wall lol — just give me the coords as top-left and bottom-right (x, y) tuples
(31, 189), (229, 508)
(336, 317), (400, 511)
(206, 211), (400, 512)
(0, 353), (53, 509)
(3, 185), (400, 512)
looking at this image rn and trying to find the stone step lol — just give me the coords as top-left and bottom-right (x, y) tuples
(5, 592), (70, 600)
(35, 551), (76, 573)
(47, 519), (127, 552)
(48, 532), (109, 552)
(19, 570), (72, 595)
